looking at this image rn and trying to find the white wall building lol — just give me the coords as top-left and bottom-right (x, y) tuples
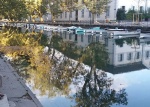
(55, 0), (117, 22)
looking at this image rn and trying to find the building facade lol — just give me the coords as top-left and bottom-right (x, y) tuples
(55, 0), (118, 22)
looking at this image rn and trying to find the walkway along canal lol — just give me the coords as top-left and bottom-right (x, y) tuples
(0, 54), (43, 107)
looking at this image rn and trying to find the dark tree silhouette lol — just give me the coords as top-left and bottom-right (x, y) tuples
(74, 70), (128, 107)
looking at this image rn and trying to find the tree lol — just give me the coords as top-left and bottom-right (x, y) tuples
(0, 0), (28, 21)
(116, 8), (126, 22)
(126, 9), (136, 20)
(24, 0), (47, 22)
(44, 0), (63, 22)
(59, 0), (83, 22)
(83, 0), (111, 23)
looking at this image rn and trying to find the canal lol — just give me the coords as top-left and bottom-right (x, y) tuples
(0, 26), (150, 107)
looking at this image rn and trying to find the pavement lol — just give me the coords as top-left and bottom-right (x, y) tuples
(0, 55), (43, 107)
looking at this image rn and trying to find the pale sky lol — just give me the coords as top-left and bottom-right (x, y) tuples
(117, 0), (149, 10)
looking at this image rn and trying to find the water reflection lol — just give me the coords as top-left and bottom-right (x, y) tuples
(26, 50), (128, 107)
(1, 27), (150, 107)
(74, 71), (127, 107)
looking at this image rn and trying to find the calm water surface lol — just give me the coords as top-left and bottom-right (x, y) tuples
(19, 29), (150, 107)
(23, 30), (150, 107)
(1, 26), (150, 107)
(26, 68), (150, 107)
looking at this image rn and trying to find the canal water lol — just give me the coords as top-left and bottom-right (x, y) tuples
(23, 30), (150, 107)
(28, 68), (150, 107)
(1, 27), (150, 107)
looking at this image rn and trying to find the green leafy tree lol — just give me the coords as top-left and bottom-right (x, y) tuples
(116, 8), (126, 22)
(24, 0), (47, 22)
(44, 0), (63, 22)
(0, 0), (28, 21)
(126, 9), (136, 20)
(60, 0), (83, 22)
(83, 0), (111, 23)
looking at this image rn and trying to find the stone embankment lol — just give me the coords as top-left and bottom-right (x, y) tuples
(0, 55), (43, 107)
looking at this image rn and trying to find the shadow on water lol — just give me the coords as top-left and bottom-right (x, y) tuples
(0, 28), (128, 107)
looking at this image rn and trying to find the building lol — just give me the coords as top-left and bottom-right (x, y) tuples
(52, 0), (118, 22)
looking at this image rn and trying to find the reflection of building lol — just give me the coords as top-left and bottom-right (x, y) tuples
(106, 31), (141, 66)
(140, 35), (150, 69)
(105, 33), (150, 74)
(106, 32), (150, 68)
(60, 30), (150, 69)
(22, 24), (150, 70)
(60, 31), (107, 47)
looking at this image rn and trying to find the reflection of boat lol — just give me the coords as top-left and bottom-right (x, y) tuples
(85, 27), (101, 34)
(26, 24), (36, 29)
(107, 30), (140, 39)
(67, 26), (77, 33)
(67, 26), (85, 34)
(107, 27), (126, 31)
(58, 27), (68, 32)
(75, 27), (85, 34)
(36, 24), (44, 30)
(85, 27), (107, 35)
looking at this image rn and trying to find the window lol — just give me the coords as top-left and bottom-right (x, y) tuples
(105, 38), (108, 46)
(70, 12), (72, 18)
(81, 35), (83, 42)
(106, 6), (110, 17)
(88, 35), (92, 43)
(69, 33), (72, 40)
(81, 9), (84, 18)
(97, 14), (100, 18)
(89, 11), (91, 17)
(75, 34), (78, 42)
(135, 52), (140, 59)
(127, 53), (132, 60)
(145, 51), (150, 59)
(65, 12), (67, 18)
(63, 31), (67, 39)
(60, 13), (62, 18)
(118, 53), (124, 62)
(96, 36), (99, 42)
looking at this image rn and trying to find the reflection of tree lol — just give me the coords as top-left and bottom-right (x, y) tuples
(74, 70), (128, 107)
(81, 42), (108, 70)
(115, 37), (140, 47)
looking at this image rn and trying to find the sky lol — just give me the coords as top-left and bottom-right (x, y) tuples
(117, 0), (149, 10)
